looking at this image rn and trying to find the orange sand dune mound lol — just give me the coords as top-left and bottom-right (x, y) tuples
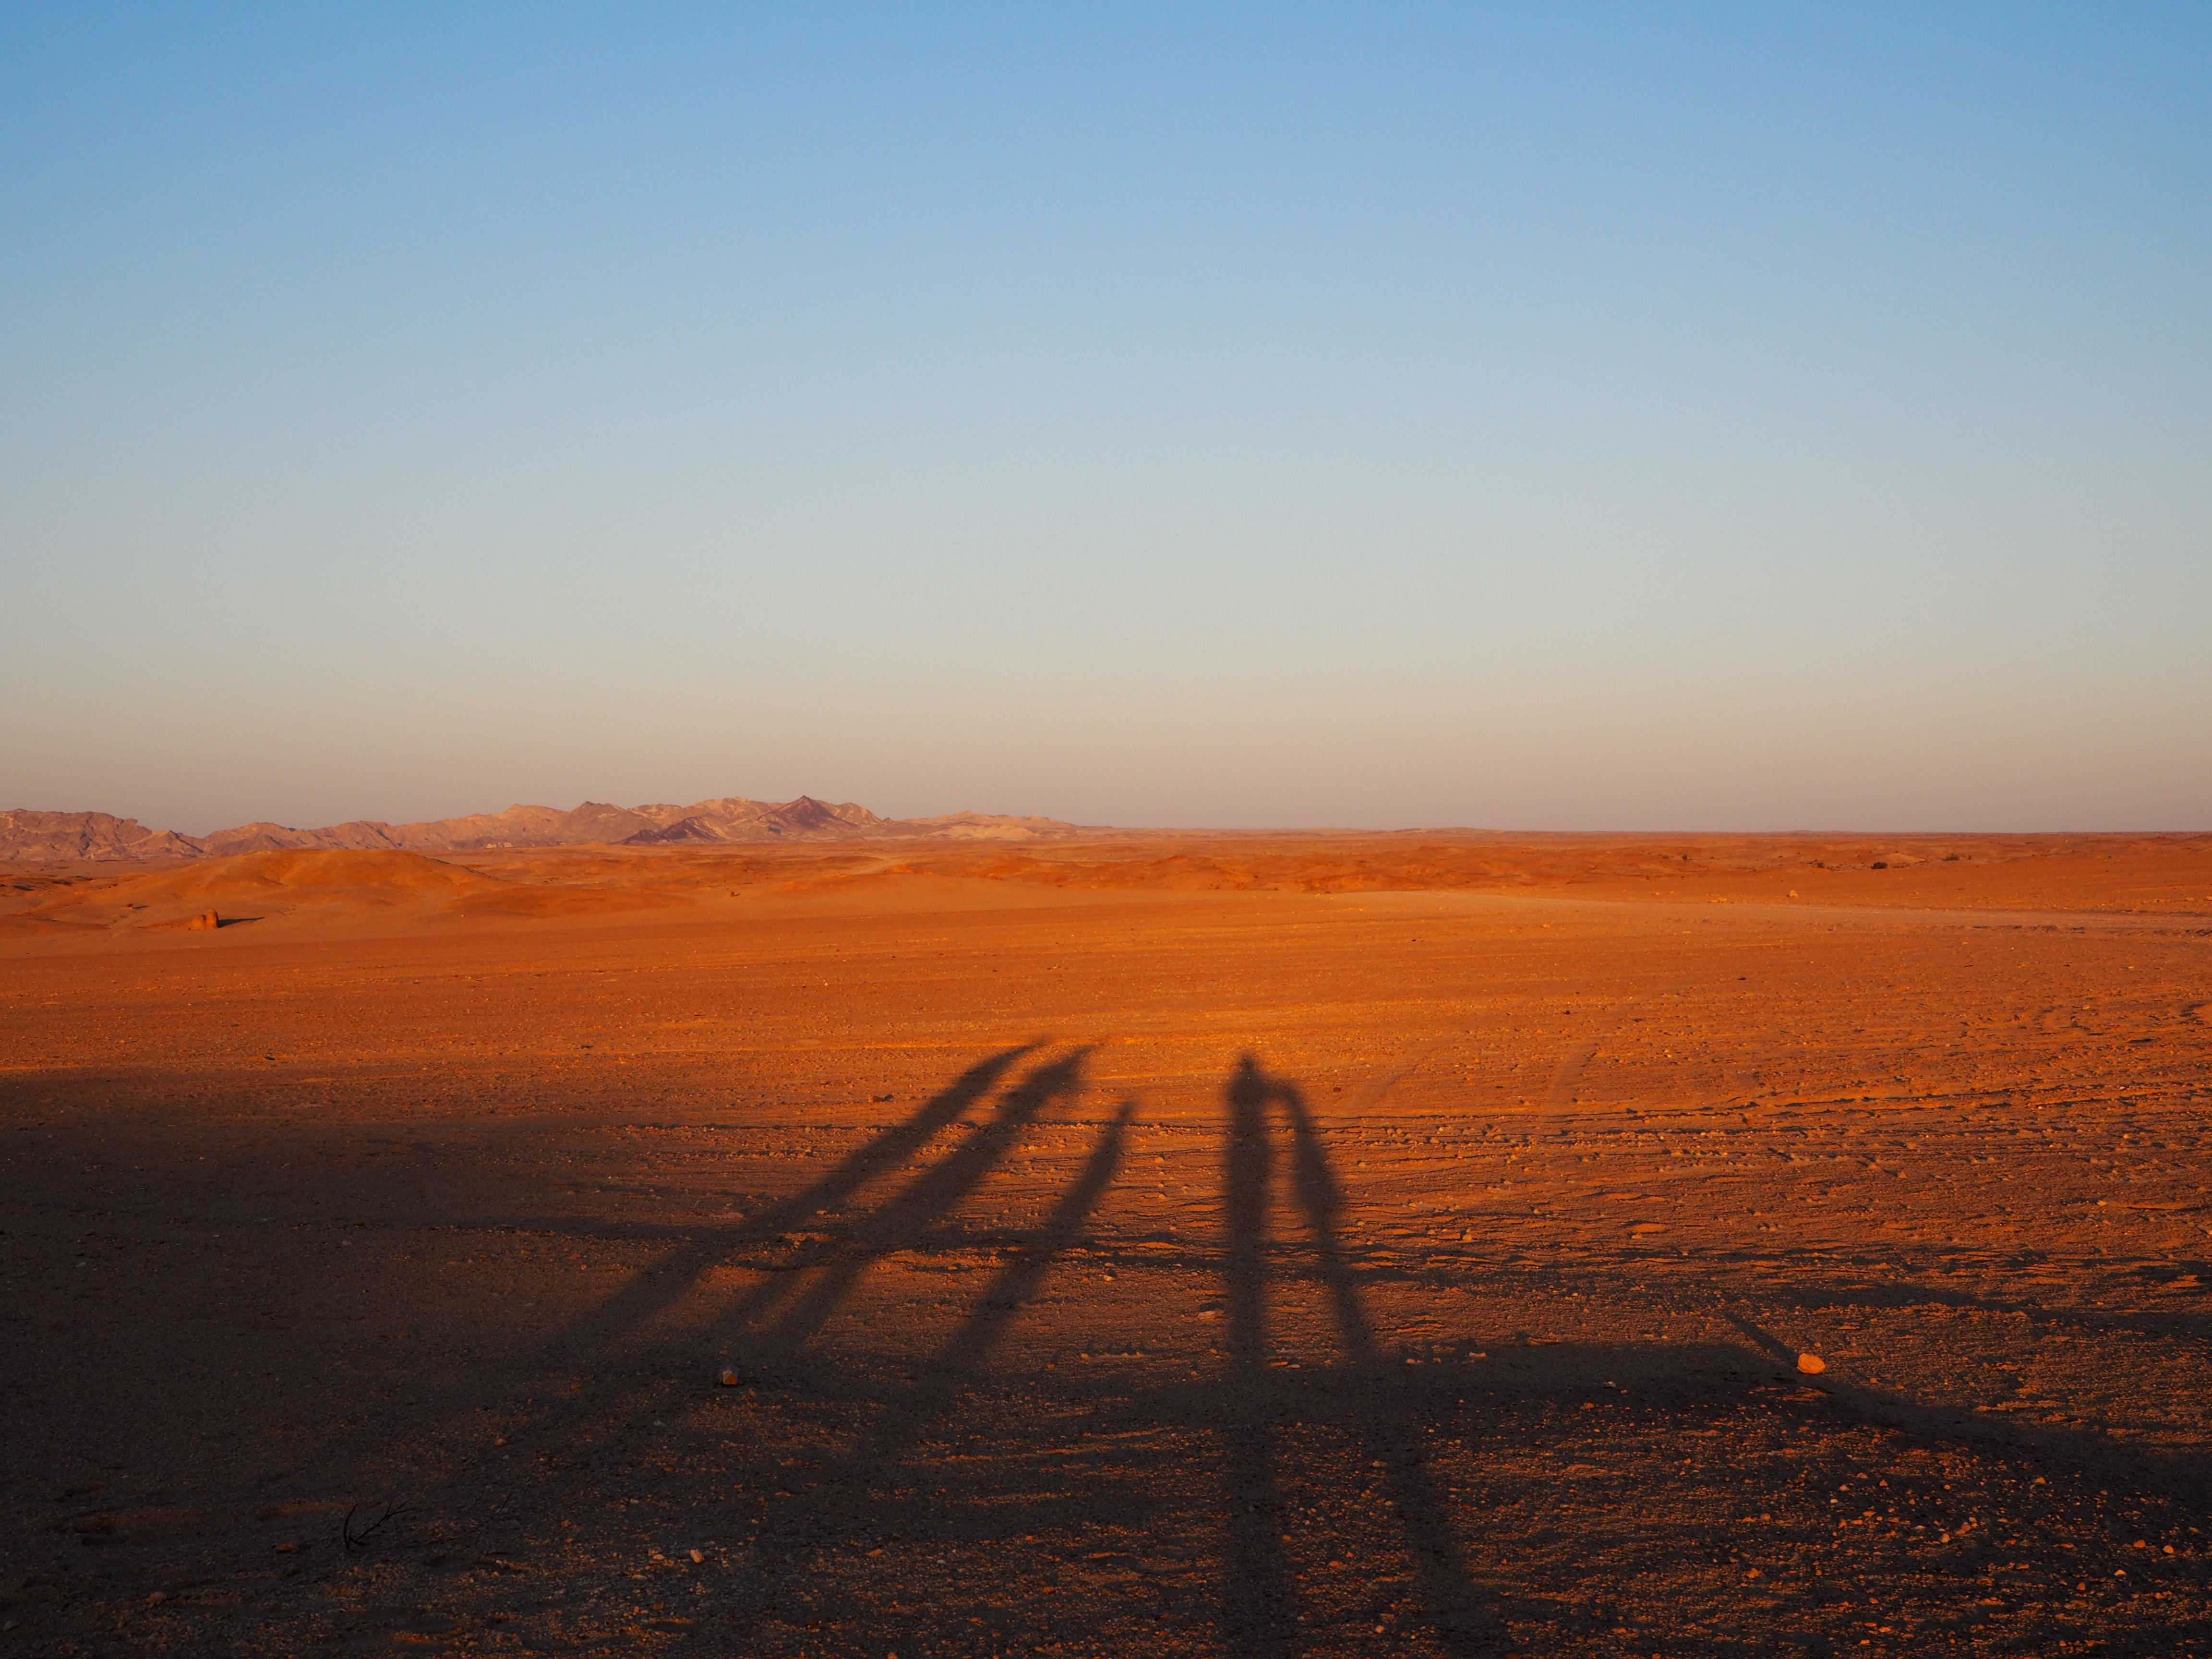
(22, 848), (505, 932)
(107, 848), (502, 905)
(19, 847), (699, 933)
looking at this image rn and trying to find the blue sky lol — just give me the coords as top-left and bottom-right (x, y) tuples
(4, 4), (2207, 831)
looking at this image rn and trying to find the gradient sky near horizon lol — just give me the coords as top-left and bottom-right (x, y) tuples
(4, 5), (2208, 834)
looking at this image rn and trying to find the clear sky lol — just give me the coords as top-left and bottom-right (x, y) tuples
(4, 4), (2207, 833)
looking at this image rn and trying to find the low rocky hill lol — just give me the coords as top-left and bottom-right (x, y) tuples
(1, 795), (1082, 861)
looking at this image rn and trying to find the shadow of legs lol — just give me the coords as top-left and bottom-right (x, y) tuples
(724, 1048), (1091, 1369)
(1226, 1055), (1496, 1656)
(1218, 1055), (1302, 1655)
(722, 1094), (1137, 1641)
(705, 1043), (1041, 1347)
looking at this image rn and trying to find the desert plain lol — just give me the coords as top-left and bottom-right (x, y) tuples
(3, 831), (2211, 1657)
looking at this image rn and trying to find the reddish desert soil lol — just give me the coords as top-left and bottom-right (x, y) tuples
(3, 832), (2211, 1657)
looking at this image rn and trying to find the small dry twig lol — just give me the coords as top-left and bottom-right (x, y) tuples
(341, 1500), (407, 1551)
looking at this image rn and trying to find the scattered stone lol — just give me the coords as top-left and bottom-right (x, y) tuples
(1797, 1352), (1827, 1374)
(717, 1368), (743, 1387)
(188, 910), (221, 930)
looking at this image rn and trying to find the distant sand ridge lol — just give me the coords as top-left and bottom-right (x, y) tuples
(0, 795), (1082, 862)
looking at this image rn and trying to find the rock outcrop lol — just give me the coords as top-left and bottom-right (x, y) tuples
(1, 795), (1082, 861)
(0, 810), (204, 863)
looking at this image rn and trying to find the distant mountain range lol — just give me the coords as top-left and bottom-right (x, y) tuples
(0, 796), (1084, 862)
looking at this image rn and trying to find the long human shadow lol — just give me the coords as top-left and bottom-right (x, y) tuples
(711, 1095), (1137, 1644)
(717, 1047), (1092, 1374)
(1221, 1054), (1495, 1658)
(536, 1044), (1039, 1371)
(438, 1047), (1086, 1476)
(359, 1045), (1045, 1527)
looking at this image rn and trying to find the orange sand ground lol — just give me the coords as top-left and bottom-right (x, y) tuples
(3, 833), (2210, 1656)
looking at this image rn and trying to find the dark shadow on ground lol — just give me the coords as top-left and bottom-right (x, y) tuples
(10, 1047), (2212, 1657)
(712, 1093), (1137, 1646)
(1219, 1053), (1497, 1657)
(553, 1043), (1042, 1367)
(383, 1045), (1080, 1534)
(716, 1047), (1093, 1374)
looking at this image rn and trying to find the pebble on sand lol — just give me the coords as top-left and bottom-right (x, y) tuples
(718, 1368), (743, 1387)
(1797, 1352), (1827, 1374)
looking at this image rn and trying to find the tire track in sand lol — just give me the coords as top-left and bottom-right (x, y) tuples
(1545, 998), (1644, 1112)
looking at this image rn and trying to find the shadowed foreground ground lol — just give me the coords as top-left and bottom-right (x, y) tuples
(3, 835), (2210, 1654)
